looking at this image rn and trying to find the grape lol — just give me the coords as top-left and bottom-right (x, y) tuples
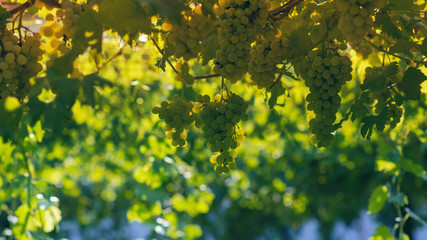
(299, 47), (353, 147)
(175, 62), (195, 85)
(0, 30), (43, 100)
(152, 94), (196, 147)
(195, 92), (248, 173)
(248, 30), (289, 89)
(213, 0), (270, 82)
(336, 0), (383, 42)
(165, 5), (213, 61)
(354, 64), (404, 129)
(349, 40), (372, 59)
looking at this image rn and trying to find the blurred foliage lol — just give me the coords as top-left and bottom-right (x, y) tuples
(0, 0), (427, 240)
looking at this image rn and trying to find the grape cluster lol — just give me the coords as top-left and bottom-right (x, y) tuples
(175, 62), (195, 85)
(299, 48), (353, 147)
(355, 65), (403, 129)
(166, 5), (213, 61)
(248, 30), (289, 89)
(0, 30), (43, 100)
(194, 92), (248, 173)
(336, 0), (383, 42)
(349, 40), (372, 59)
(213, 0), (270, 82)
(152, 94), (196, 147)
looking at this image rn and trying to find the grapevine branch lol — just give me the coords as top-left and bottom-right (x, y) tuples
(6, 0), (61, 15)
(7, 1), (33, 15)
(194, 73), (220, 80)
(268, 0), (305, 21)
(363, 38), (426, 65)
(150, 36), (178, 74)
(150, 36), (221, 80)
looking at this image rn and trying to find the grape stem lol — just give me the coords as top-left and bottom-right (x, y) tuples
(150, 35), (221, 80)
(363, 38), (426, 65)
(150, 36), (179, 74)
(268, 0), (305, 21)
(194, 73), (220, 80)
(7, 0), (34, 15)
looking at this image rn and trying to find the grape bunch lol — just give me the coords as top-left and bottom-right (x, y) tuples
(336, 0), (383, 43)
(298, 48), (353, 147)
(213, 0), (270, 82)
(355, 65), (404, 129)
(194, 92), (248, 173)
(248, 30), (289, 89)
(0, 30), (44, 100)
(349, 40), (372, 59)
(175, 62), (195, 85)
(165, 5), (214, 61)
(152, 94), (196, 147)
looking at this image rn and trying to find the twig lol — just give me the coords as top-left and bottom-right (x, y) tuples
(363, 38), (425, 65)
(97, 46), (125, 73)
(150, 36), (178, 74)
(7, 1), (32, 15)
(194, 73), (220, 80)
(268, 0), (305, 21)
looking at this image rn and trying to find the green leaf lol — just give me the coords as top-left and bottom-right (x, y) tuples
(0, 97), (23, 140)
(369, 225), (393, 240)
(184, 224), (203, 239)
(360, 108), (388, 139)
(97, 0), (152, 42)
(374, 12), (403, 40)
(362, 72), (386, 92)
(389, 0), (414, 11)
(81, 74), (113, 106)
(368, 185), (389, 214)
(287, 27), (312, 59)
(201, 34), (219, 66)
(268, 83), (285, 109)
(396, 67), (427, 101)
(137, 0), (187, 25)
(73, 10), (103, 53)
(397, 159), (426, 178)
(376, 160), (397, 173)
(419, 37), (427, 56)
(0, 6), (11, 28)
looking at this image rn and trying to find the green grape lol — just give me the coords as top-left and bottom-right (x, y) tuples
(213, 0), (270, 82)
(0, 30), (43, 100)
(356, 64), (404, 130)
(299, 47), (353, 147)
(195, 92), (248, 173)
(248, 31), (289, 89)
(336, 0), (383, 42)
(152, 94), (196, 147)
(165, 6), (213, 61)
(175, 61), (195, 85)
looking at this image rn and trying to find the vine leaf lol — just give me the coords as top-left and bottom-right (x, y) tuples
(361, 63), (398, 92)
(268, 84), (285, 109)
(136, 0), (187, 25)
(0, 97), (23, 140)
(389, 0), (414, 11)
(287, 26), (312, 60)
(397, 159), (427, 179)
(0, 6), (11, 28)
(81, 74), (113, 107)
(418, 37), (427, 56)
(374, 12), (403, 40)
(396, 67), (427, 101)
(369, 225), (393, 240)
(201, 34), (219, 66)
(360, 108), (388, 140)
(368, 185), (389, 214)
(97, 0), (152, 41)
